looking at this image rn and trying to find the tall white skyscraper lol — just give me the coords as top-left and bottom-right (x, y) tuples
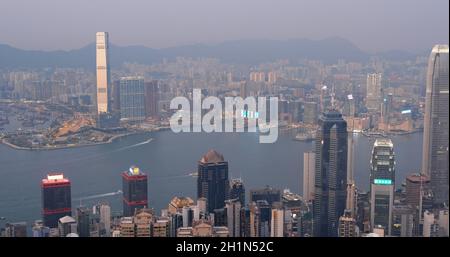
(422, 45), (449, 206)
(302, 151), (315, 202)
(366, 73), (382, 112)
(96, 32), (110, 114)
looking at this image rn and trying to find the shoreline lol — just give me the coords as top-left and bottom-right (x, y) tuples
(360, 129), (422, 138)
(0, 130), (156, 151)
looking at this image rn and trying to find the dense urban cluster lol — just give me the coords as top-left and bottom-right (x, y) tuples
(0, 33), (448, 237)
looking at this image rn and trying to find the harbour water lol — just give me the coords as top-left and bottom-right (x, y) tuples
(0, 130), (423, 224)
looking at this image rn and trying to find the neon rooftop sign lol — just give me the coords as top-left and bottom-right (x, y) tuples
(374, 179), (392, 185)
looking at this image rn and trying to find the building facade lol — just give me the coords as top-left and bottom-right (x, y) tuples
(197, 150), (229, 213)
(366, 73), (382, 112)
(41, 173), (72, 228)
(119, 76), (146, 122)
(96, 32), (110, 114)
(122, 166), (148, 217)
(422, 45), (449, 206)
(369, 138), (395, 235)
(313, 110), (348, 237)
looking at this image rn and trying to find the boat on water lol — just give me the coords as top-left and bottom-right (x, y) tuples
(189, 172), (198, 177)
(361, 130), (387, 138)
(293, 132), (315, 141)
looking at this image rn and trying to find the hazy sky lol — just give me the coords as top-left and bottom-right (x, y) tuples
(0, 0), (448, 52)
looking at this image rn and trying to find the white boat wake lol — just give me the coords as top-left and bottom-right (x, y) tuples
(55, 138), (154, 165)
(74, 190), (123, 201)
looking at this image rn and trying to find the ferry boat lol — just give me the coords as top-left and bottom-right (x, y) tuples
(294, 131), (315, 141)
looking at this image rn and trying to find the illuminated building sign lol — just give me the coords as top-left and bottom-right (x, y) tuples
(129, 166), (141, 175)
(47, 174), (64, 180)
(374, 179), (392, 185)
(401, 109), (412, 114)
(241, 110), (259, 119)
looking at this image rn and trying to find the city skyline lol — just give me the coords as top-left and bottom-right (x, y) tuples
(1, 19), (448, 240)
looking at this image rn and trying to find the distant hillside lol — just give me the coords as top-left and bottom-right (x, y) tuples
(0, 37), (420, 69)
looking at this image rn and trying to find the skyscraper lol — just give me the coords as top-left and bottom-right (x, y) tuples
(313, 110), (348, 237)
(119, 77), (146, 122)
(249, 202), (260, 237)
(338, 210), (356, 237)
(99, 203), (111, 237)
(197, 150), (229, 213)
(343, 94), (356, 117)
(41, 173), (72, 228)
(32, 220), (50, 237)
(250, 186), (281, 206)
(302, 101), (318, 125)
(422, 45), (449, 206)
(270, 208), (284, 237)
(240, 207), (251, 237)
(229, 178), (245, 206)
(369, 138), (395, 235)
(58, 216), (77, 237)
(76, 207), (90, 237)
(366, 73), (382, 112)
(225, 199), (241, 237)
(303, 151), (315, 202)
(144, 80), (159, 119)
(391, 204), (414, 237)
(346, 127), (356, 217)
(405, 173), (430, 209)
(122, 166), (148, 216)
(4, 222), (27, 237)
(96, 32), (110, 114)
(255, 200), (271, 237)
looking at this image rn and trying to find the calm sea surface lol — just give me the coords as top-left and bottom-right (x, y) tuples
(0, 130), (423, 224)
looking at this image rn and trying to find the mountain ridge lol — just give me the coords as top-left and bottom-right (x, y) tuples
(0, 37), (423, 69)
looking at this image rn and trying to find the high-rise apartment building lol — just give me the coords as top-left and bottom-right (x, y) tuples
(366, 73), (382, 112)
(270, 208), (284, 237)
(229, 178), (245, 206)
(250, 186), (281, 206)
(76, 207), (90, 237)
(99, 203), (111, 237)
(338, 210), (356, 237)
(225, 199), (241, 237)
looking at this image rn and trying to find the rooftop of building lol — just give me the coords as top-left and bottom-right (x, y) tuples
(169, 196), (194, 208)
(120, 76), (144, 81)
(120, 217), (134, 224)
(199, 149), (225, 164)
(432, 44), (449, 54)
(406, 173), (430, 183)
(124, 165), (146, 176)
(42, 173), (70, 185)
(374, 138), (394, 148)
(59, 216), (76, 224)
(250, 185), (280, 194)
